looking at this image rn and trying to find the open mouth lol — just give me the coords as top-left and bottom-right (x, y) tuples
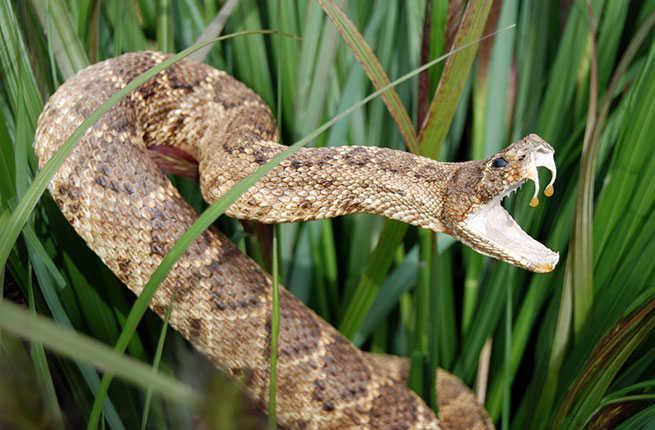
(458, 149), (559, 273)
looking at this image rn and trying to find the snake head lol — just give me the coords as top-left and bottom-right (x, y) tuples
(443, 134), (559, 273)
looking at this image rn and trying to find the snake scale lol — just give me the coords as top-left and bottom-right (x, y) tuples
(34, 52), (558, 429)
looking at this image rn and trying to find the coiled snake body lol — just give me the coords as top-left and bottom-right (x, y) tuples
(35, 52), (558, 429)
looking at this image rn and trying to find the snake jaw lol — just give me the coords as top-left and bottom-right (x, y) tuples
(452, 136), (559, 273)
(458, 196), (560, 272)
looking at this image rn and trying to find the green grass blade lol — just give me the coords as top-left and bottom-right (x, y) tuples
(31, 0), (89, 79)
(552, 299), (655, 428)
(605, 380), (655, 401)
(104, 0), (147, 53)
(510, 0), (550, 140)
(135, 0), (155, 30)
(266, 0), (299, 130)
(226, 2), (274, 105)
(294, 2), (340, 141)
(352, 245), (418, 346)
(307, 221), (331, 319)
(536, 0), (604, 141)
(482, 0), (518, 156)
(594, 12), (655, 260)
(502, 271), (515, 430)
(318, 0), (418, 153)
(0, 104), (16, 204)
(45, 0), (61, 88)
(0, 0), (44, 126)
(529, 267), (573, 427)
(285, 225), (313, 302)
(319, 221), (338, 312)
(0, 299), (198, 405)
(26, 264), (64, 429)
(156, 0), (173, 52)
(339, 222), (408, 339)
(418, 0), (494, 159)
(190, 0), (239, 61)
(74, 0), (94, 44)
(434, 246), (456, 368)
(596, 2), (629, 90)
(28, 232), (127, 429)
(294, 1), (323, 137)
(21, 224), (67, 289)
(13, 61), (34, 199)
(268, 228), (280, 429)
(170, 0), (205, 50)
(615, 403), (655, 430)
(569, 2), (599, 340)
(409, 229), (438, 411)
(139, 302), (172, 430)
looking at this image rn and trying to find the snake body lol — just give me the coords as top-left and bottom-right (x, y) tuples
(34, 52), (558, 429)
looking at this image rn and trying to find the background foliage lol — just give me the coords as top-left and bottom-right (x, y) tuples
(1, 0), (655, 429)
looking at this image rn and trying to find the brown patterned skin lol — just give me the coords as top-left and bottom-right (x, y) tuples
(33, 52), (503, 429)
(370, 355), (494, 430)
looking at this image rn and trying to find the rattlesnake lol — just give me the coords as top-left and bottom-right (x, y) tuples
(34, 51), (558, 429)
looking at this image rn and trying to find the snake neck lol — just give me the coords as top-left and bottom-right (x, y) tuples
(200, 136), (457, 233)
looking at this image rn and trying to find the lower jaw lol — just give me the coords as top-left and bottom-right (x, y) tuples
(453, 204), (559, 273)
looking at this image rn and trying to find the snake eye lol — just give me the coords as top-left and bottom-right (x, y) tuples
(491, 157), (508, 168)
